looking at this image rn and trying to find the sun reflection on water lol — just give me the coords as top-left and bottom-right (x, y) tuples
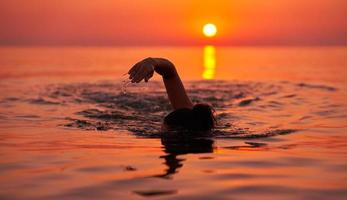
(202, 45), (216, 80)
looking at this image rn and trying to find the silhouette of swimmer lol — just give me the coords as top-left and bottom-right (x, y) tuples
(128, 58), (216, 132)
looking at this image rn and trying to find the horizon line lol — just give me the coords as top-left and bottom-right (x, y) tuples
(1, 44), (347, 48)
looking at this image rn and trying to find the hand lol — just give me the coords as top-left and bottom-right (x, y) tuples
(128, 58), (155, 83)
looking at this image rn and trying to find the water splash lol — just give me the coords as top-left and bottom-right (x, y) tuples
(121, 73), (131, 95)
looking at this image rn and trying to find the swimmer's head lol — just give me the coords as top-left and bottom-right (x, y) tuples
(164, 103), (216, 131)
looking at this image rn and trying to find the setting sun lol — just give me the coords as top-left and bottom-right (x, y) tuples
(203, 23), (217, 37)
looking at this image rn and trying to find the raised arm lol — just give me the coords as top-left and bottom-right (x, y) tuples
(128, 57), (193, 110)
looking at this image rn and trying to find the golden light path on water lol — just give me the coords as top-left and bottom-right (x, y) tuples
(203, 45), (216, 80)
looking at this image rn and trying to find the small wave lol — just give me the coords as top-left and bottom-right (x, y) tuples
(296, 83), (337, 91)
(133, 190), (177, 197)
(213, 129), (297, 139)
(237, 97), (261, 107)
(29, 98), (60, 105)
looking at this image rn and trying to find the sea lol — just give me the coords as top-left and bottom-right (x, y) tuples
(0, 46), (346, 200)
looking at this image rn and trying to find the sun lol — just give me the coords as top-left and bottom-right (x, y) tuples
(203, 23), (217, 37)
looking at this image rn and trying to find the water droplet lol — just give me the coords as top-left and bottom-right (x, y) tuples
(121, 80), (131, 94)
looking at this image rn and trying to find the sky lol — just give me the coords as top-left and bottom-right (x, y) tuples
(0, 0), (346, 46)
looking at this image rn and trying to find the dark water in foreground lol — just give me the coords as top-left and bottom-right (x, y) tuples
(0, 47), (347, 200)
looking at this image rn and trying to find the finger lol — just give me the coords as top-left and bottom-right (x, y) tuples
(145, 66), (154, 80)
(144, 71), (153, 82)
(134, 71), (147, 83)
(132, 66), (147, 83)
(148, 70), (154, 79)
(135, 66), (152, 83)
(128, 66), (136, 75)
(134, 76), (144, 83)
(144, 75), (150, 83)
(128, 62), (140, 74)
(129, 64), (140, 79)
(132, 67), (145, 82)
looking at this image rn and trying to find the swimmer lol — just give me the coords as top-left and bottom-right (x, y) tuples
(128, 57), (216, 131)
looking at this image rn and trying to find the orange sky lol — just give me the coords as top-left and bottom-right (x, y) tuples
(0, 0), (346, 46)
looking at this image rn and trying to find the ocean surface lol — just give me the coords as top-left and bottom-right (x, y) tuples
(0, 46), (347, 200)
